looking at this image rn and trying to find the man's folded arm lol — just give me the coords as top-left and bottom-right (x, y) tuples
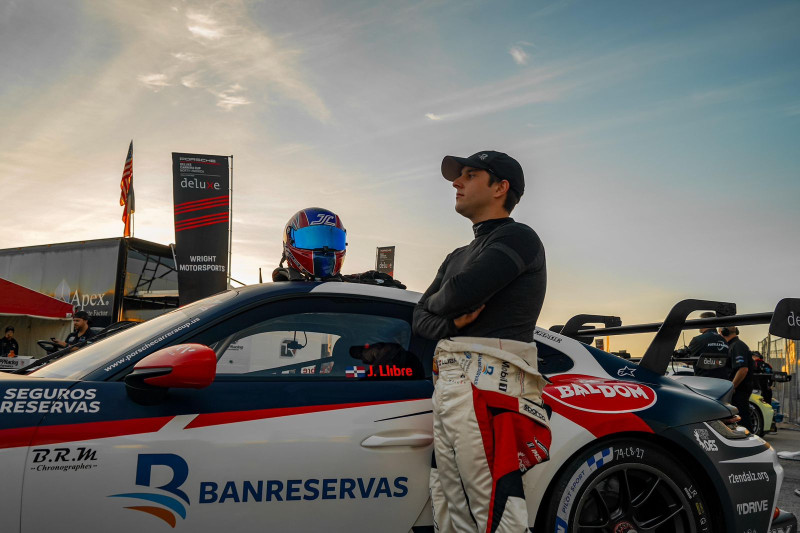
(425, 235), (541, 317)
(412, 255), (458, 340)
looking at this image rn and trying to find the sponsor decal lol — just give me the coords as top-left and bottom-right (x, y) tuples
(438, 357), (458, 366)
(543, 376), (657, 414)
(518, 451), (532, 472)
(616, 366), (636, 378)
(499, 361), (510, 392)
(556, 447), (614, 530)
(1, 388), (100, 414)
(300, 365), (316, 374)
(30, 447), (98, 472)
(525, 443), (543, 463)
(472, 355), (483, 385)
(693, 429), (718, 452)
(613, 446), (645, 461)
(54, 279), (110, 317)
(534, 329), (562, 344)
(521, 401), (547, 423)
(737, 499), (769, 515)
(345, 366), (366, 378)
(771, 525), (793, 533)
(103, 318), (201, 373)
(0, 357), (34, 369)
(684, 485), (698, 499)
(111, 453), (409, 526)
(179, 177), (222, 190)
(728, 470), (770, 484)
(110, 454), (190, 527)
(319, 361), (334, 374)
(366, 365), (414, 377)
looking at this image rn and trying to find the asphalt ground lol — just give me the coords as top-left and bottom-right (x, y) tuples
(764, 424), (800, 519)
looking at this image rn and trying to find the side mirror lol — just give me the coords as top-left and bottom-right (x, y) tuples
(125, 344), (216, 405)
(773, 371), (792, 383)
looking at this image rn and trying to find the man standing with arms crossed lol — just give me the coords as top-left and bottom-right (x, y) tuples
(414, 151), (549, 533)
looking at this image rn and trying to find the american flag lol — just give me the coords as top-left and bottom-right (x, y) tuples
(120, 140), (135, 237)
(345, 366), (366, 378)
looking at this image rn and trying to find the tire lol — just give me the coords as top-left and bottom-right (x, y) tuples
(749, 402), (765, 437)
(543, 438), (714, 533)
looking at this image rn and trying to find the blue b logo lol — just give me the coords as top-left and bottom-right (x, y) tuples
(109, 453), (190, 527)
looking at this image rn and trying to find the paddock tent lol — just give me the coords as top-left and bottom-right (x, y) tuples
(0, 278), (73, 358)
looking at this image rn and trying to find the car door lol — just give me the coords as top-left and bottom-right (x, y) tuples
(20, 295), (434, 533)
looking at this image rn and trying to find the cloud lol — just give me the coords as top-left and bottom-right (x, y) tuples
(137, 73), (171, 90)
(92, 0), (329, 121)
(213, 85), (251, 110)
(187, 12), (224, 40)
(425, 112), (442, 121)
(509, 46), (529, 65)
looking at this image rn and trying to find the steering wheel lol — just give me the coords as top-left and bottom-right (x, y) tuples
(37, 340), (60, 354)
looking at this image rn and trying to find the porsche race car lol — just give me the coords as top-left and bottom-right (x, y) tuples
(0, 284), (796, 532)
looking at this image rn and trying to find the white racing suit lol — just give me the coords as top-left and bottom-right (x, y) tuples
(429, 337), (551, 533)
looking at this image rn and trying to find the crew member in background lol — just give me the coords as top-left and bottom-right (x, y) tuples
(1, 326), (19, 357)
(53, 310), (95, 348)
(720, 325), (754, 432)
(752, 351), (774, 404)
(688, 312), (729, 379)
(413, 150), (549, 532)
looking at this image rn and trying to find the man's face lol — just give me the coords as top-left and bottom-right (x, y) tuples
(73, 318), (87, 331)
(452, 167), (497, 219)
(4, 330), (12, 339)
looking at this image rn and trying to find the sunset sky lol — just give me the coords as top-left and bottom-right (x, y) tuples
(1, 0), (798, 354)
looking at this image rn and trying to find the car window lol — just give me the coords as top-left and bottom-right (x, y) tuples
(30, 291), (237, 379)
(212, 312), (414, 378)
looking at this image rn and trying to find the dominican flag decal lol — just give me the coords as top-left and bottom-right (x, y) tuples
(346, 366), (366, 378)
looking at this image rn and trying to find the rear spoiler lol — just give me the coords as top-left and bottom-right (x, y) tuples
(557, 298), (800, 376)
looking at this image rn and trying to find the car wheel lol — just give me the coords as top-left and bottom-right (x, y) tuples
(749, 402), (764, 437)
(543, 438), (714, 533)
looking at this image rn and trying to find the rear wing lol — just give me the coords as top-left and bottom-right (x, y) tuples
(556, 298), (800, 376)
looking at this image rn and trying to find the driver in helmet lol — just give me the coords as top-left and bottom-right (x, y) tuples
(273, 207), (347, 281)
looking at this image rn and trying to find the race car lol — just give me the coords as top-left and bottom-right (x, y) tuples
(659, 359), (776, 437)
(0, 284), (796, 532)
(750, 392), (775, 437)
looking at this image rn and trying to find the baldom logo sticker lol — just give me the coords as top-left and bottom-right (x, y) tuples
(543, 374), (657, 414)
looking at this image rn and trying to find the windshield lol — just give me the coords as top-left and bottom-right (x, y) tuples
(31, 291), (237, 380)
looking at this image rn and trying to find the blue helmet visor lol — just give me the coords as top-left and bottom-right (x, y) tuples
(293, 225), (346, 251)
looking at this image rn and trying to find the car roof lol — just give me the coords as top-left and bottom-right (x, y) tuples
(232, 281), (422, 306)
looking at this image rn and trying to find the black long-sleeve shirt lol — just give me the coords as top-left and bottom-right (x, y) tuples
(413, 217), (546, 342)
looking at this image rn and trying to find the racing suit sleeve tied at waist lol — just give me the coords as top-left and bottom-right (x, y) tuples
(433, 336), (549, 429)
(430, 337), (551, 532)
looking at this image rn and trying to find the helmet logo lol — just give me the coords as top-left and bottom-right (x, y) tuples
(478, 153), (488, 160)
(309, 213), (336, 226)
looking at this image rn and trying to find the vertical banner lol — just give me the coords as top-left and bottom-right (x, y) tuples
(375, 246), (396, 277)
(172, 153), (230, 306)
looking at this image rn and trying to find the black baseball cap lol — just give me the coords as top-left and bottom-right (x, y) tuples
(441, 150), (525, 197)
(74, 310), (90, 321)
(4, 326), (13, 333)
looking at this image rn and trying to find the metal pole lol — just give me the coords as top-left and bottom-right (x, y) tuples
(227, 155), (233, 286)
